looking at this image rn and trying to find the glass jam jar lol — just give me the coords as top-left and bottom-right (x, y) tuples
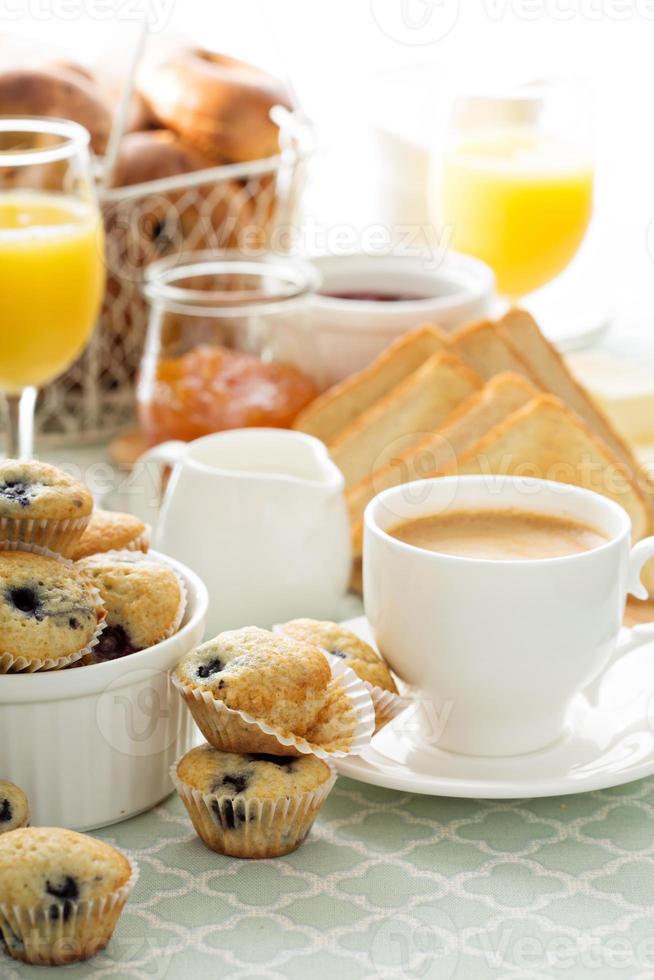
(138, 252), (320, 446)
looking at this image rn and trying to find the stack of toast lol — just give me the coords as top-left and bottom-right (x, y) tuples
(294, 309), (654, 593)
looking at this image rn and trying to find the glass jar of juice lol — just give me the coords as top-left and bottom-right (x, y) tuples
(138, 253), (320, 446)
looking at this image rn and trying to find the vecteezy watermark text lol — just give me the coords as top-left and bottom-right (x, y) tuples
(370, 0), (654, 48)
(0, 0), (174, 31)
(478, 926), (654, 973)
(483, 0), (654, 20)
(370, 0), (461, 45)
(102, 197), (449, 286)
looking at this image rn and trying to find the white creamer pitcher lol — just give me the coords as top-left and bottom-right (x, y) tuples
(138, 428), (351, 636)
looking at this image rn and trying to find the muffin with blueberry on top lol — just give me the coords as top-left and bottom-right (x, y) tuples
(0, 459), (92, 556)
(174, 626), (364, 756)
(75, 551), (185, 663)
(277, 619), (400, 732)
(0, 826), (136, 965)
(0, 781), (30, 834)
(173, 743), (336, 858)
(0, 550), (106, 672)
(277, 619), (397, 692)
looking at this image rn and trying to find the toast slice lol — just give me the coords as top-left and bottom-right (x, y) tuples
(350, 557), (363, 597)
(451, 318), (539, 382)
(454, 394), (651, 541)
(294, 325), (448, 443)
(497, 309), (648, 481)
(348, 371), (538, 554)
(330, 350), (482, 489)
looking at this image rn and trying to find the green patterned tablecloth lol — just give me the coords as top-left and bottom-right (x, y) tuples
(16, 436), (654, 980)
(5, 775), (654, 980)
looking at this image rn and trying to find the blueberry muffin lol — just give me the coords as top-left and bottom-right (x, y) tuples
(173, 743), (336, 858)
(0, 459), (93, 556)
(277, 619), (397, 692)
(277, 620), (401, 733)
(75, 552), (185, 663)
(0, 827), (136, 965)
(174, 626), (335, 755)
(71, 510), (150, 561)
(0, 551), (106, 672)
(0, 781), (30, 834)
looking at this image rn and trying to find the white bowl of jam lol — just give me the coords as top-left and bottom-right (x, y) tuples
(274, 251), (495, 389)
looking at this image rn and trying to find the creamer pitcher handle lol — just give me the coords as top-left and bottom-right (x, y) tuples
(134, 441), (188, 508)
(585, 536), (654, 706)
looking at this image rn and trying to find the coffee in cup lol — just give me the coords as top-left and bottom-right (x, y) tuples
(389, 507), (608, 561)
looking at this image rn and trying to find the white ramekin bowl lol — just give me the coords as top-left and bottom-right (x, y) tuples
(274, 251), (495, 389)
(0, 552), (208, 831)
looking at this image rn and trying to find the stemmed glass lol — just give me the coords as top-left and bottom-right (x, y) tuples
(0, 118), (105, 458)
(433, 80), (594, 300)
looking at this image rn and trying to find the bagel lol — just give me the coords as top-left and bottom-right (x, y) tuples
(0, 67), (112, 154)
(139, 48), (292, 163)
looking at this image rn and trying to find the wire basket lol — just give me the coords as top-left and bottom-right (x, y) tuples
(35, 113), (310, 446)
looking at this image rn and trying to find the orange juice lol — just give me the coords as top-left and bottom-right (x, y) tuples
(440, 129), (593, 297)
(0, 191), (105, 392)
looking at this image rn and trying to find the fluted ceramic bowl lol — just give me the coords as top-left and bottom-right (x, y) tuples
(0, 552), (208, 831)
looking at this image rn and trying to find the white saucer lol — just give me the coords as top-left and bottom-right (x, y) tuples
(336, 617), (654, 798)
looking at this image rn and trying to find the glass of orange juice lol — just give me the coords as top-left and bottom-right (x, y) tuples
(0, 118), (105, 458)
(433, 81), (593, 299)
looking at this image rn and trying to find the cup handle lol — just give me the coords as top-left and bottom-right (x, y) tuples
(585, 536), (654, 706)
(133, 441), (188, 508)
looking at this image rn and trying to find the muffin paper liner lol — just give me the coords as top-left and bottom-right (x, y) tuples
(0, 513), (89, 559)
(0, 858), (138, 966)
(154, 556), (187, 642)
(365, 680), (409, 732)
(74, 549), (187, 666)
(309, 649), (407, 734)
(323, 654), (408, 733)
(173, 658), (376, 760)
(172, 762), (337, 859)
(0, 542), (107, 673)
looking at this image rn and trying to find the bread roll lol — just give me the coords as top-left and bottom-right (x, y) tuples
(0, 67), (111, 154)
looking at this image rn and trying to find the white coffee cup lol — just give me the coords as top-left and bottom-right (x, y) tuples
(364, 476), (654, 757)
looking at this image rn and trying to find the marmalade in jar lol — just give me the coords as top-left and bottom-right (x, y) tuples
(139, 343), (317, 445)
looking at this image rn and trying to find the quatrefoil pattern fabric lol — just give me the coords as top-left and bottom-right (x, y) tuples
(6, 776), (654, 979)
